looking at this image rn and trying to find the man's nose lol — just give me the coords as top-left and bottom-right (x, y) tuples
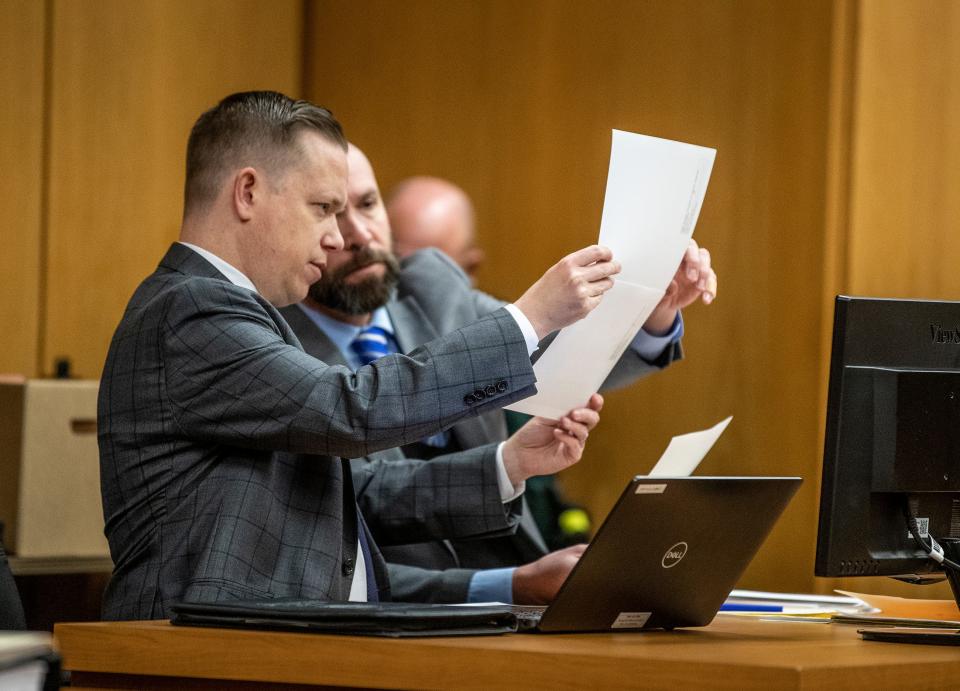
(337, 209), (374, 250)
(323, 218), (345, 251)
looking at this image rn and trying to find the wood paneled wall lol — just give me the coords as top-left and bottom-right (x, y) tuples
(42, 0), (304, 378)
(0, 0), (46, 375)
(846, 1), (960, 300)
(0, 0), (303, 380)
(306, 0), (835, 591)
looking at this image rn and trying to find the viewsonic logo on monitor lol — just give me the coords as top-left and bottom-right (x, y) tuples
(930, 324), (960, 344)
(661, 542), (688, 568)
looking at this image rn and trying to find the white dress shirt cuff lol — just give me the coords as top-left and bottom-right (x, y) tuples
(504, 303), (541, 356)
(495, 442), (526, 502)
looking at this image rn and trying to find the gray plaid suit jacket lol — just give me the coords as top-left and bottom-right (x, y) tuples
(281, 249), (681, 602)
(98, 243), (537, 619)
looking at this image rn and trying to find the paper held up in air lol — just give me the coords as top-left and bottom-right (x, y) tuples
(507, 130), (716, 419)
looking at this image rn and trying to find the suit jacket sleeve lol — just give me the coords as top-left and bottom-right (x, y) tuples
(398, 250), (506, 333)
(159, 279), (537, 459)
(351, 444), (521, 543)
(601, 338), (682, 391)
(386, 562), (476, 604)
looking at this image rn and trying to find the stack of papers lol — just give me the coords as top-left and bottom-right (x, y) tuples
(831, 590), (960, 628)
(718, 588), (960, 628)
(719, 590), (872, 621)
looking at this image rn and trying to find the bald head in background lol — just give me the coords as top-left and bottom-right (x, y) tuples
(386, 176), (486, 280)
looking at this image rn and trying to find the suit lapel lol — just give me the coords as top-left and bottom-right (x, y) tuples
(386, 294), (437, 357)
(278, 305), (350, 367)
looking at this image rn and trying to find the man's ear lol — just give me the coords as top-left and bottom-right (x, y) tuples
(233, 167), (259, 221)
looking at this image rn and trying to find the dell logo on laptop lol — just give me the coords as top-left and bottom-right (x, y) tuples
(930, 324), (960, 344)
(661, 542), (688, 568)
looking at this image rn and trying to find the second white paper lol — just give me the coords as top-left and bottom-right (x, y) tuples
(647, 416), (733, 477)
(508, 281), (663, 419)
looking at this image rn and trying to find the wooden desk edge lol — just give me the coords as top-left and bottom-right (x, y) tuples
(54, 619), (960, 691)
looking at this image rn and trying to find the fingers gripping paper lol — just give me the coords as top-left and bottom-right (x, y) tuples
(509, 130), (716, 419)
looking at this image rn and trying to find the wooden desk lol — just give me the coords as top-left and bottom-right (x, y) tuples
(55, 616), (960, 690)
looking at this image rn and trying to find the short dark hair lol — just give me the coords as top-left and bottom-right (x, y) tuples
(183, 91), (347, 213)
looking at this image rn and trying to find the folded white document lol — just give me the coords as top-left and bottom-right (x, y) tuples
(647, 416), (732, 477)
(509, 130), (716, 419)
(510, 281), (663, 419)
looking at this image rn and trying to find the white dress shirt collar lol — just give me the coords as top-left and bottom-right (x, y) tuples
(178, 242), (258, 294)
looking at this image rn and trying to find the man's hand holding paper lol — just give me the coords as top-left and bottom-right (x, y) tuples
(514, 245), (621, 341)
(501, 393), (604, 488)
(644, 239), (717, 334)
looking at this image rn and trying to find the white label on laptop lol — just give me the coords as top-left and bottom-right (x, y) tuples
(647, 416), (732, 477)
(611, 612), (651, 629)
(635, 483), (668, 494)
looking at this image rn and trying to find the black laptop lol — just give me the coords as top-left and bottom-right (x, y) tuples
(171, 476), (799, 636)
(514, 475), (801, 632)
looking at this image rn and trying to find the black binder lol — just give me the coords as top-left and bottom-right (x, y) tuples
(170, 599), (518, 638)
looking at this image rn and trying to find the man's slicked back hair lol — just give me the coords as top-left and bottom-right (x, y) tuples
(184, 90), (347, 213)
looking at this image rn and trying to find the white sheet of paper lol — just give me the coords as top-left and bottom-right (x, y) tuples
(507, 281), (663, 419)
(647, 416), (732, 477)
(508, 130), (716, 419)
(599, 130), (716, 287)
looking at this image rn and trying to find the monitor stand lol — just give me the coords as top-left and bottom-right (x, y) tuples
(866, 538), (960, 646)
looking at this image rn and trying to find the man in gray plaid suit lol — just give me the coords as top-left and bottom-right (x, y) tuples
(98, 91), (616, 619)
(282, 144), (717, 604)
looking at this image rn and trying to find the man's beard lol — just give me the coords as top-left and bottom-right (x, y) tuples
(308, 247), (401, 315)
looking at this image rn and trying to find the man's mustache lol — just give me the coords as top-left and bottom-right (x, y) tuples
(330, 248), (393, 280)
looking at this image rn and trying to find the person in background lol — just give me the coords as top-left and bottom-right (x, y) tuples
(387, 176), (485, 281)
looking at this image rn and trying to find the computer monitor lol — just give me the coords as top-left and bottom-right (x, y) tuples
(815, 295), (960, 599)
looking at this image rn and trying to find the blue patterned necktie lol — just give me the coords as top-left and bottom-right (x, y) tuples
(349, 326), (396, 365)
(349, 325), (448, 448)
